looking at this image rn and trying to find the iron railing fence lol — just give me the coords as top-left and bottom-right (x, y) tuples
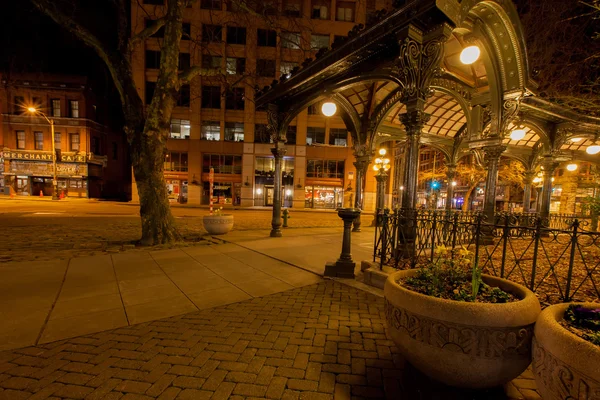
(373, 209), (600, 303)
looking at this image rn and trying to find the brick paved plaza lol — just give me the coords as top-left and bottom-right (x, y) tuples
(0, 282), (537, 400)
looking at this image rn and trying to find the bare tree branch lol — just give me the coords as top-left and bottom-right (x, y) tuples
(129, 17), (166, 50)
(179, 66), (224, 83)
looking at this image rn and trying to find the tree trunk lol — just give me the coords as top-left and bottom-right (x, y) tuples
(462, 184), (478, 212)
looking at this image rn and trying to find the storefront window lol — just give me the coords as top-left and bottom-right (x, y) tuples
(164, 152), (188, 172)
(306, 159), (345, 178)
(305, 186), (343, 209)
(202, 154), (242, 174)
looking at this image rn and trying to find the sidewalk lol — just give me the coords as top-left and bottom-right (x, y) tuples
(0, 228), (373, 352)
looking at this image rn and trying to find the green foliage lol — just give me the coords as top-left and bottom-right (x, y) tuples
(564, 305), (600, 346)
(581, 196), (600, 216)
(402, 246), (514, 303)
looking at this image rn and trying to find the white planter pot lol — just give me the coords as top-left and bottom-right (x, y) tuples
(533, 302), (600, 400)
(384, 269), (541, 389)
(203, 214), (234, 235)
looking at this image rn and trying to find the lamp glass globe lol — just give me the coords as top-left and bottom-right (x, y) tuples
(566, 164), (578, 172)
(510, 129), (526, 141)
(321, 102), (336, 117)
(460, 46), (480, 65)
(586, 145), (600, 155)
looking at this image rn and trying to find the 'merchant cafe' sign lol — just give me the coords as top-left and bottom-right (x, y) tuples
(0, 150), (86, 163)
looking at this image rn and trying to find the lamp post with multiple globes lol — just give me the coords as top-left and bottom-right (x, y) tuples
(373, 148), (391, 211)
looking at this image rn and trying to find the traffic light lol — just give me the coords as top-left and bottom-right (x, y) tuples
(431, 181), (439, 189)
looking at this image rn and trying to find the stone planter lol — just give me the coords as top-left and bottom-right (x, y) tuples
(384, 269), (541, 389)
(203, 214), (233, 235)
(532, 302), (600, 399)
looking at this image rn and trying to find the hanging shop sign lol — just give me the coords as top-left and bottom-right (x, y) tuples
(1, 150), (86, 163)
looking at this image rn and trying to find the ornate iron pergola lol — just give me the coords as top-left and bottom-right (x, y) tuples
(256, 0), (600, 238)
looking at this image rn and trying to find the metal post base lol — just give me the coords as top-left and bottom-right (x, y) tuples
(324, 260), (355, 278)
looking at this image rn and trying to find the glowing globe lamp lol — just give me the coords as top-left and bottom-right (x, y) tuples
(321, 102), (336, 117)
(510, 129), (526, 141)
(586, 144), (600, 155)
(566, 164), (578, 172)
(460, 46), (480, 65)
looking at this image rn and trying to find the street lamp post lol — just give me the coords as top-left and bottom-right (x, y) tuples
(372, 149), (390, 225)
(28, 107), (59, 200)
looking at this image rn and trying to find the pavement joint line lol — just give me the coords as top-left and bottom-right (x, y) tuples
(219, 238), (325, 278)
(110, 253), (131, 326)
(180, 246), (255, 298)
(35, 258), (71, 345)
(211, 243), (295, 287)
(148, 250), (200, 312)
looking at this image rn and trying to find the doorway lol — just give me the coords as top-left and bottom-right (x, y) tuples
(265, 186), (274, 206)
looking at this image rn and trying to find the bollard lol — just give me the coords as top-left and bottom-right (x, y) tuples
(282, 209), (290, 228)
(40, 190), (44, 197)
(324, 208), (361, 278)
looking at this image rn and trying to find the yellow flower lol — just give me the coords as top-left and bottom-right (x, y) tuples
(458, 246), (471, 258)
(435, 245), (448, 255)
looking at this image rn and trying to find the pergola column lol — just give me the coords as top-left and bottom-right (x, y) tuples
(540, 157), (559, 223)
(266, 103), (288, 238)
(400, 111), (429, 209)
(445, 164), (457, 211)
(352, 157), (371, 232)
(522, 170), (535, 212)
(375, 169), (388, 210)
(482, 145), (506, 223)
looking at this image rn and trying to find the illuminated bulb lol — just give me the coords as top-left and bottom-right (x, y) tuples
(510, 129), (526, 141)
(451, 181), (457, 187)
(321, 102), (336, 117)
(566, 164), (578, 172)
(372, 165), (379, 171)
(460, 45), (480, 65)
(256, 188), (263, 195)
(27, 107), (37, 113)
(533, 177), (541, 183)
(383, 158), (390, 164)
(375, 158), (382, 164)
(552, 177), (555, 182)
(586, 144), (600, 155)
(285, 189), (292, 196)
(400, 186), (404, 190)
(571, 137), (582, 143)
(379, 148), (386, 156)
(384, 164), (390, 171)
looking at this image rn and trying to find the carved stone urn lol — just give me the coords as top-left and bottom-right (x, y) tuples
(203, 214), (234, 235)
(384, 270), (541, 389)
(532, 302), (600, 399)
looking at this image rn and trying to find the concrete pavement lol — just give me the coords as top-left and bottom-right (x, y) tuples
(0, 228), (373, 352)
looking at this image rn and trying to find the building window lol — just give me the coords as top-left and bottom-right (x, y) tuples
(202, 55), (222, 70)
(34, 132), (44, 150)
(182, 23), (191, 39)
(257, 59), (276, 77)
(281, 32), (301, 49)
(308, 103), (320, 115)
(14, 96), (25, 114)
(145, 19), (165, 37)
(112, 142), (118, 160)
(201, 121), (221, 140)
(145, 50), (161, 69)
(69, 100), (79, 118)
(254, 124), (271, 143)
(201, 86), (221, 109)
(336, 2), (355, 21)
(164, 151), (188, 172)
(329, 128), (347, 146)
(91, 136), (100, 154)
(170, 119), (191, 139)
(70, 133), (80, 151)
(202, 24), (222, 42)
(310, 34), (329, 50)
(224, 122), (244, 142)
(283, 0), (301, 17)
(177, 84), (191, 107)
(202, 154), (242, 174)
(51, 99), (61, 117)
(179, 53), (191, 70)
(286, 125), (297, 145)
(227, 26), (246, 45)
(226, 58), (246, 75)
(225, 88), (245, 110)
(306, 127), (326, 145)
(201, 0), (221, 10)
(54, 132), (61, 150)
(312, 0), (329, 19)
(306, 159), (345, 178)
(16, 131), (25, 149)
(145, 81), (156, 105)
(257, 29), (277, 47)
(280, 61), (297, 78)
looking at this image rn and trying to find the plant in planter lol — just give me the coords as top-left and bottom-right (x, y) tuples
(532, 303), (600, 400)
(203, 207), (234, 235)
(384, 245), (541, 389)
